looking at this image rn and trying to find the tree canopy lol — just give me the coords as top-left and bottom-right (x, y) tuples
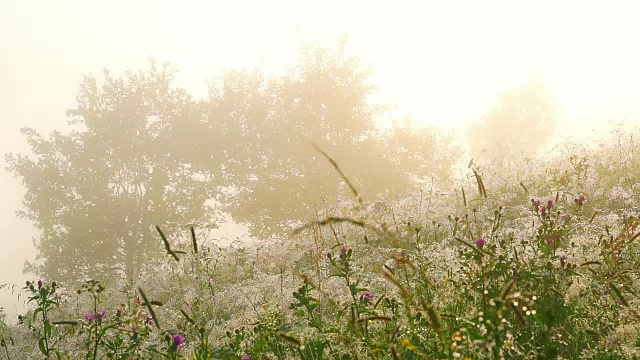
(5, 62), (221, 284)
(466, 75), (555, 161)
(202, 42), (457, 236)
(7, 42), (458, 283)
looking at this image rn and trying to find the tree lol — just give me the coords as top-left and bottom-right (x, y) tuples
(5, 62), (220, 284)
(203, 41), (456, 236)
(466, 75), (555, 161)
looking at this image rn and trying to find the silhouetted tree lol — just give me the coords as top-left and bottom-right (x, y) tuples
(466, 75), (555, 161)
(5, 62), (221, 284)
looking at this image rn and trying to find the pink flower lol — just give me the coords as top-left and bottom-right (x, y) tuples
(547, 199), (554, 209)
(145, 313), (154, 326)
(241, 356), (251, 360)
(540, 206), (547, 216)
(360, 291), (375, 302)
(173, 334), (185, 349)
(475, 238), (486, 247)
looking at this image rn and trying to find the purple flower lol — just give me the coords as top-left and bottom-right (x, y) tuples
(340, 246), (348, 255)
(475, 238), (486, 247)
(360, 291), (375, 302)
(545, 237), (553, 245)
(173, 334), (185, 348)
(540, 206), (547, 216)
(547, 199), (554, 209)
(576, 194), (586, 206)
(532, 199), (540, 208)
(37, 280), (43, 289)
(145, 313), (155, 326)
(85, 310), (107, 323)
(241, 356), (251, 360)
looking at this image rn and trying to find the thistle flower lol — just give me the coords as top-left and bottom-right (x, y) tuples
(241, 356), (251, 360)
(145, 313), (154, 326)
(173, 334), (185, 348)
(547, 199), (554, 209)
(475, 238), (486, 247)
(540, 206), (547, 216)
(576, 194), (586, 206)
(360, 291), (375, 302)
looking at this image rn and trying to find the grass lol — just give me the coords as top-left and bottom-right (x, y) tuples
(1, 130), (640, 359)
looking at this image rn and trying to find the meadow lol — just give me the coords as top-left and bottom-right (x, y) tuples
(1, 129), (640, 359)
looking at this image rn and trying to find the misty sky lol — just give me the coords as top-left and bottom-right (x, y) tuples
(2, 0), (640, 316)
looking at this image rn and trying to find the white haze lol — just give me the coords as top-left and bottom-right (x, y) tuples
(2, 0), (640, 317)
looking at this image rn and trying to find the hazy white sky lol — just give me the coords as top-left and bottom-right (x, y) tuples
(2, 0), (640, 315)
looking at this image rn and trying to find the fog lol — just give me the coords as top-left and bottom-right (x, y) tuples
(2, 0), (640, 319)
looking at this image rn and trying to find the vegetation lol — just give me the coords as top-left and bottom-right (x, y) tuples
(3, 41), (639, 359)
(5, 42), (456, 284)
(1, 126), (639, 358)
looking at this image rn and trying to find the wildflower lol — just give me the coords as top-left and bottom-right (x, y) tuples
(532, 199), (540, 208)
(401, 338), (416, 350)
(37, 279), (43, 289)
(576, 194), (586, 206)
(340, 246), (349, 255)
(360, 291), (375, 302)
(84, 311), (107, 323)
(475, 238), (486, 248)
(547, 199), (554, 209)
(116, 307), (122, 317)
(545, 237), (553, 245)
(145, 313), (155, 326)
(540, 206), (547, 216)
(241, 356), (251, 360)
(172, 334), (185, 349)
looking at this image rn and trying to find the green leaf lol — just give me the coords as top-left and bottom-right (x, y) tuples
(38, 338), (47, 355)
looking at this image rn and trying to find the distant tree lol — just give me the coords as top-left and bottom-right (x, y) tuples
(466, 75), (555, 161)
(5, 62), (220, 284)
(203, 41), (457, 236)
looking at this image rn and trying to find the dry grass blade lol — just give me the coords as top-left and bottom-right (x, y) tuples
(156, 225), (180, 262)
(472, 169), (487, 199)
(520, 181), (528, 193)
(312, 143), (363, 205)
(138, 288), (160, 329)
(180, 309), (195, 325)
(461, 186), (467, 207)
(292, 216), (365, 236)
(190, 227), (198, 254)
(500, 279), (516, 300)
(609, 283), (629, 307)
